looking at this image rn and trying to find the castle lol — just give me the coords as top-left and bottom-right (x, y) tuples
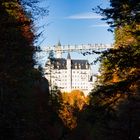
(44, 42), (94, 95)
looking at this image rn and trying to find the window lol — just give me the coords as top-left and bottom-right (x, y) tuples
(75, 63), (77, 69)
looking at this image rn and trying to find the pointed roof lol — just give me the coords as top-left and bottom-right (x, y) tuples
(67, 52), (71, 59)
(58, 40), (61, 46)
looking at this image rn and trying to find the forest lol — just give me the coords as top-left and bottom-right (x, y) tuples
(0, 0), (140, 140)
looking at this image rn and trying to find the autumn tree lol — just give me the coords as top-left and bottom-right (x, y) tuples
(58, 90), (88, 130)
(0, 1), (69, 140)
(0, 1), (53, 140)
(86, 0), (140, 139)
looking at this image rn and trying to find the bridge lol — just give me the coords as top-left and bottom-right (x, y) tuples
(40, 43), (114, 53)
(35, 43), (114, 60)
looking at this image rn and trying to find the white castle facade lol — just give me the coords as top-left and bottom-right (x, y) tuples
(44, 42), (94, 95)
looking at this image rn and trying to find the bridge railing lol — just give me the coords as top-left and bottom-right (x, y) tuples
(41, 44), (114, 53)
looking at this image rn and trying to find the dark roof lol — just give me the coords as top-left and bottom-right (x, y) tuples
(46, 58), (90, 69)
(71, 60), (89, 69)
(53, 58), (67, 69)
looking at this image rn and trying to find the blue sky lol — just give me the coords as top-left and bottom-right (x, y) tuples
(38, 0), (114, 46)
(37, 0), (114, 74)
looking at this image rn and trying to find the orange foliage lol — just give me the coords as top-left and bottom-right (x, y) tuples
(58, 90), (88, 129)
(7, 1), (34, 43)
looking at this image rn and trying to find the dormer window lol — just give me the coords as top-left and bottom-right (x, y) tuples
(75, 63), (77, 69)
(79, 64), (81, 68)
(86, 62), (89, 69)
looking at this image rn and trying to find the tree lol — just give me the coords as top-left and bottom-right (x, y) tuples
(87, 0), (140, 139)
(0, 1), (51, 140)
(0, 1), (68, 140)
(0, 0), (35, 90)
(97, 0), (140, 29)
(58, 90), (88, 130)
(95, 0), (140, 86)
(0, 0), (37, 139)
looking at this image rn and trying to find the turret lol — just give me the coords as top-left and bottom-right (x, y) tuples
(55, 41), (62, 58)
(67, 53), (72, 92)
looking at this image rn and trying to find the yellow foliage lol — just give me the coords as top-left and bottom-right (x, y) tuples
(61, 90), (88, 110)
(115, 25), (138, 48)
(58, 90), (88, 129)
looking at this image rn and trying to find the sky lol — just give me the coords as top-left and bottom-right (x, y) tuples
(36, 0), (114, 74)
(38, 0), (114, 46)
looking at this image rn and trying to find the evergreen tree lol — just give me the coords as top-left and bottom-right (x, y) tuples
(0, 0), (36, 139)
(87, 0), (140, 139)
(0, 1), (67, 140)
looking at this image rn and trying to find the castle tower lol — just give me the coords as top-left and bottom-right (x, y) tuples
(55, 41), (62, 58)
(67, 53), (72, 92)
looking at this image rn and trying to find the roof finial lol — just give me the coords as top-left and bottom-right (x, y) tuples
(58, 40), (61, 46)
(67, 52), (71, 59)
